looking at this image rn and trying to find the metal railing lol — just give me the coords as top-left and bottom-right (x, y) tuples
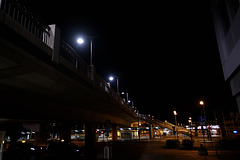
(0, 0), (51, 45)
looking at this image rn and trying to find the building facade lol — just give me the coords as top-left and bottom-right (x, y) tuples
(211, 0), (240, 113)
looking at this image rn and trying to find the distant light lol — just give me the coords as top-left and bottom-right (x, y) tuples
(233, 130), (237, 134)
(77, 37), (84, 44)
(200, 101), (204, 105)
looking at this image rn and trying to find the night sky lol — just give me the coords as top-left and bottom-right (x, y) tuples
(24, 0), (238, 124)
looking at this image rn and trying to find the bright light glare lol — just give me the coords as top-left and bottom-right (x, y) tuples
(77, 37), (84, 44)
(173, 110), (177, 115)
(109, 76), (114, 81)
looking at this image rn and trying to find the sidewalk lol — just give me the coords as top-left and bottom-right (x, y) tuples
(137, 149), (240, 160)
(205, 150), (240, 160)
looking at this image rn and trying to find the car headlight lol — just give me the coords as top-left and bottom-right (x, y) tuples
(30, 147), (36, 151)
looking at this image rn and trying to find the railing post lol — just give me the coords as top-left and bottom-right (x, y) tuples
(49, 24), (60, 64)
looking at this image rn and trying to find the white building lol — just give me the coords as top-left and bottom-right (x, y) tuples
(211, 0), (240, 113)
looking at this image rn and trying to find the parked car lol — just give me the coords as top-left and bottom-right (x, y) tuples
(47, 141), (84, 158)
(5, 142), (41, 159)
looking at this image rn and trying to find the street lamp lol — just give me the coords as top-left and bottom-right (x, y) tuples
(188, 117), (192, 141)
(188, 117), (192, 125)
(108, 75), (120, 94)
(77, 35), (98, 80)
(173, 109), (178, 140)
(199, 100), (207, 157)
(173, 110), (177, 126)
(199, 101), (206, 121)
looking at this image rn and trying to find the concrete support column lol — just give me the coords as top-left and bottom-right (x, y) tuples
(0, 131), (5, 160)
(149, 124), (153, 139)
(33, 123), (48, 146)
(85, 122), (96, 160)
(112, 124), (118, 141)
(58, 122), (71, 142)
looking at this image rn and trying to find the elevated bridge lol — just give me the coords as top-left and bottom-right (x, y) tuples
(143, 116), (192, 137)
(0, 2), (192, 155)
(0, 0), (138, 127)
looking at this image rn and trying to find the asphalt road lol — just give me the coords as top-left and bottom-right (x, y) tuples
(95, 140), (240, 160)
(2, 140), (240, 160)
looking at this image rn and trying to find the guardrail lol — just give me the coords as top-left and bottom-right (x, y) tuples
(0, 0), (51, 46)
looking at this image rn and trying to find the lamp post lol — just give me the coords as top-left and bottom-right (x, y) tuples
(188, 117), (192, 141)
(77, 35), (98, 80)
(199, 100), (207, 158)
(109, 75), (120, 94)
(173, 109), (178, 140)
(137, 112), (141, 141)
(188, 117), (192, 125)
(199, 101), (206, 121)
(200, 100), (210, 139)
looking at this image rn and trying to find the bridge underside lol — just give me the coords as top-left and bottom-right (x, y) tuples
(0, 22), (137, 126)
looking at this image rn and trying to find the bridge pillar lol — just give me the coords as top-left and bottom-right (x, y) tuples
(149, 124), (154, 139)
(85, 122), (97, 160)
(112, 124), (118, 141)
(33, 123), (48, 146)
(58, 122), (71, 142)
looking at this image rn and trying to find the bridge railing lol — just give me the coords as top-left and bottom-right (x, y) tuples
(60, 40), (90, 76)
(0, 0), (52, 46)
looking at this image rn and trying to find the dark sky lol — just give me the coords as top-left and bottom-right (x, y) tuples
(24, 0), (238, 124)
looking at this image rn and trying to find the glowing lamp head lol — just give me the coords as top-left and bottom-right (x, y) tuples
(173, 110), (177, 116)
(77, 37), (84, 44)
(109, 76), (114, 81)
